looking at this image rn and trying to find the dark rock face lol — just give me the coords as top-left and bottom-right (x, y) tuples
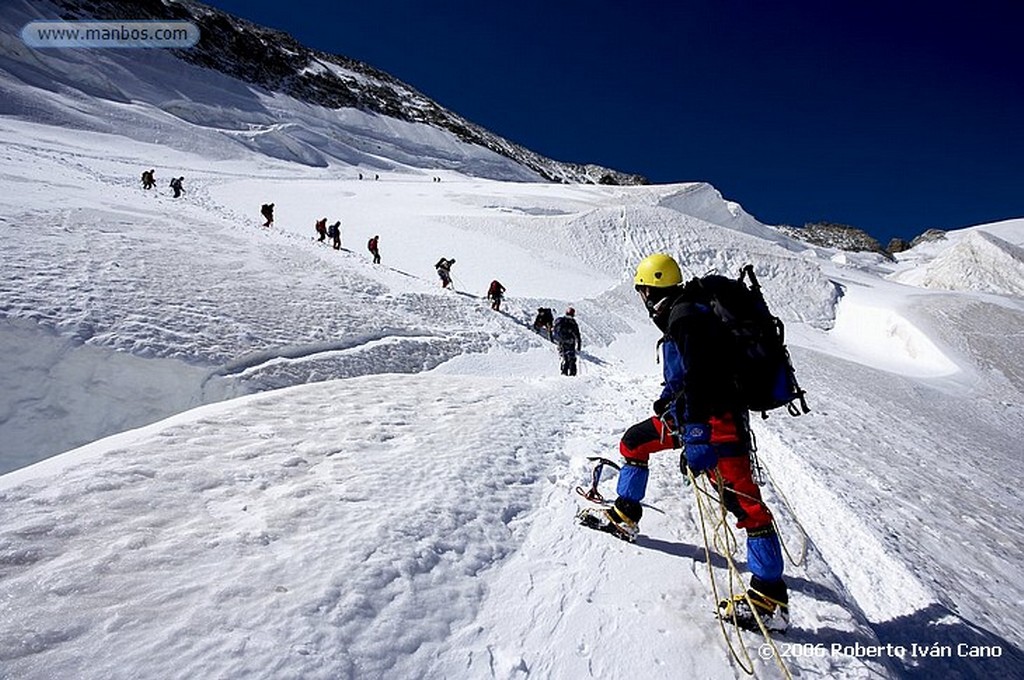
(887, 237), (911, 254)
(780, 222), (889, 258)
(782, 222), (950, 258)
(54, 0), (648, 185)
(909, 229), (947, 248)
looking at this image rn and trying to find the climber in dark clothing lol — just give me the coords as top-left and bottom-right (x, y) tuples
(328, 221), (341, 250)
(435, 257), (455, 289)
(533, 307), (554, 340)
(487, 280), (506, 311)
(582, 252), (789, 633)
(552, 307), (582, 376)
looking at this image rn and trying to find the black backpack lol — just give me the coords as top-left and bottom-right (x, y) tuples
(552, 316), (579, 348)
(693, 265), (809, 418)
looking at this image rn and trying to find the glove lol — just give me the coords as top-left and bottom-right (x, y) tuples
(681, 423), (717, 473)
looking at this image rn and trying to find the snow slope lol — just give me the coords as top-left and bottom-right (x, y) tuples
(3, 10), (1024, 680)
(2, 117), (1023, 679)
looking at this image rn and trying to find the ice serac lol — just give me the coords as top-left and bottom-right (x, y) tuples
(893, 229), (1024, 297)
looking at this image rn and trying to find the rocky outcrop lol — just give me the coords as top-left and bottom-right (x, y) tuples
(780, 221), (890, 258)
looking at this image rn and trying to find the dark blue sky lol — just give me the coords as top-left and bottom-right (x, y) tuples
(203, 0), (1022, 244)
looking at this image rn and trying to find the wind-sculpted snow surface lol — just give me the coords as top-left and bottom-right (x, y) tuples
(0, 375), (587, 679)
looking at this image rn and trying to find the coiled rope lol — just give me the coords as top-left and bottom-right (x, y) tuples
(688, 466), (794, 680)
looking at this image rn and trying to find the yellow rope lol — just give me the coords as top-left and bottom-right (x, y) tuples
(688, 467), (794, 680)
(690, 467), (757, 676)
(690, 467), (808, 568)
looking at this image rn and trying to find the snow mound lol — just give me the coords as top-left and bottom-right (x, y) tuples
(893, 230), (1024, 297)
(830, 297), (960, 377)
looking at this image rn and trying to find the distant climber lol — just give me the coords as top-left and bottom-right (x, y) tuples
(435, 257), (455, 289)
(487, 280), (506, 311)
(533, 307), (554, 341)
(261, 203), (274, 228)
(315, 218), (327, 242)
(368, 235), (381, 264)
(328, 220), (341, 250)
(141, 169), (155, 190)
(552, 307), (582, 376)
(169, 176), (184, 198)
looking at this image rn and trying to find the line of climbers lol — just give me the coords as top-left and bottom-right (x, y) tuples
(139, 170), (379, 264)
(266, 205), (383, 264)
(434, 258), (582, 376)
(140, 169), (185, 198)
(263, 206), (582, 376)
(140, 157), (793, 632)
(140, 171), (579, 376)
(137, 162), (791, 629)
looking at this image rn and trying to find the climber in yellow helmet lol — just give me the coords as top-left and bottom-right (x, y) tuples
(582, 252), (789, 632)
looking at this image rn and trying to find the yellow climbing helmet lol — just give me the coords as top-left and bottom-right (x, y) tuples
(634, 253), (683, 288)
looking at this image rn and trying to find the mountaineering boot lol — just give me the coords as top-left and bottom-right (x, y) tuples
(576, 505), (639, 542)
(717, 589), (789, 633)
(603, 504), (639, 541)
